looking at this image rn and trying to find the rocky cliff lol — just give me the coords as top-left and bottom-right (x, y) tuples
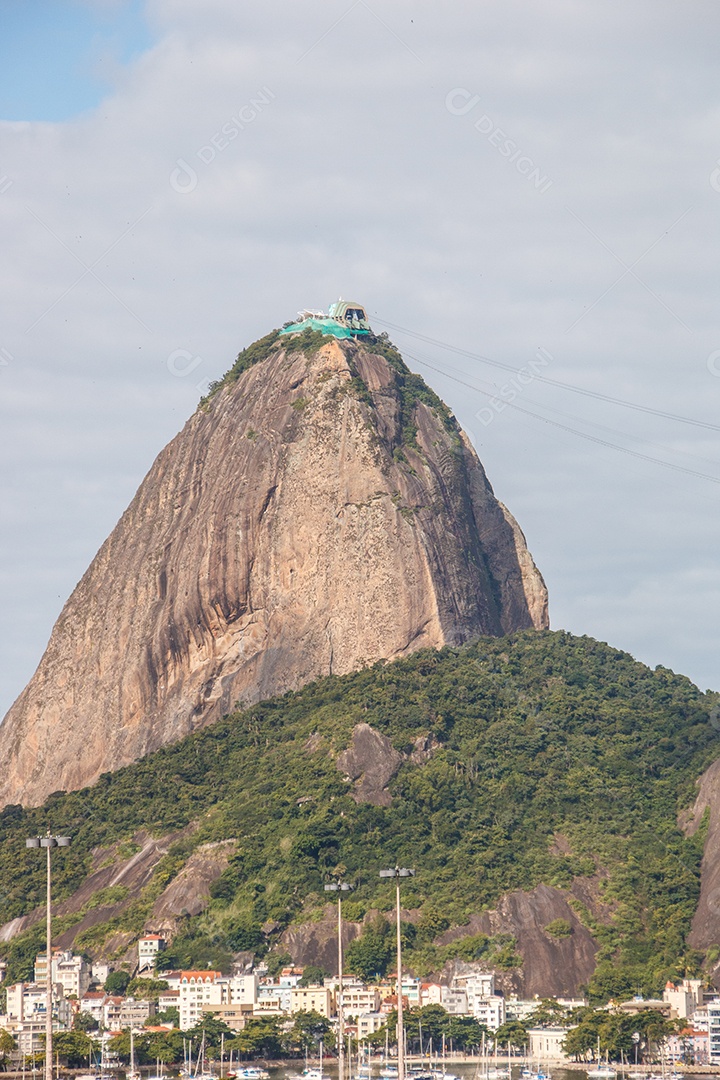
(0, 331), (547, 807)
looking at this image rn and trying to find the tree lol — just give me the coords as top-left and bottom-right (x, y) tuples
(404, 1005), (449, 1045)
(185, 1013), (233, 1053)
(0, 1030), (16, 1071)
(126, 977), (169, 1000)
(153, 1006), (180, 1026)
(73, 1012), (99, 1033)
(104, 970), (131, 995)
(298, 965), (327, 987)
(233, 1017), (283, 1058)
(52, 1031), (99, 1068)
(345, 917), (393, 980)
(494, 1020), (528, 1051)
(145, 1031), (184, 1065)
(264, 952), (292, 978)
(526, 999), (569, 1028)
(445, 1016), (487, 1051)
(285, 1011), (332, 1054)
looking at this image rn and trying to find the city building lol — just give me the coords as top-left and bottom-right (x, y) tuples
(207, 1003), (254, 1031)
(471, 994), (505, 1031)
(668, 1027), (709, 1064)
(290, 986), (335, 1017)
(225, 973), (259, 1007)
(528, 1026), (572, 1063)
(664, 979), (705, 1019)
(4, 981), (73, 1055)
(420, 983), (443, 1007)
(442, 987), (468, 1015)
(119, 997), (156, 1030)
(341, 986), (382, 1016)
(91, 962), (110, 986)
(706, 1000), (720, 1064)
(158, 989), (180, 1012)
(138, 935), (166, 974)
(178, 971), (223, 1031)
(618, 997), (671, 1017)
(254, 994), (284, 1015)
(35, 950), (91, 999)
(357, 1011), (386, 1038)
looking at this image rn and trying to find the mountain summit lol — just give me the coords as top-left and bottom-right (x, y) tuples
(0, 328), (547, 807)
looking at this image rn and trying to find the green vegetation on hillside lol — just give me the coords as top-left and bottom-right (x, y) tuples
(362, 331), (459, 450)
(0, 631), (716, 1001)
(197, 326), (458, 458)
(199, 328), (283, 405)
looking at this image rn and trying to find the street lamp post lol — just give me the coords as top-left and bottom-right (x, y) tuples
(26, 833), (71, 1080)
(379, 867), (415, 1080)
(324, 880), (354, 1080)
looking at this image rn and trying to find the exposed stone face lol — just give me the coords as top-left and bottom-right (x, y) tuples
(336, 722), (404, 806)
(0, 336), (548, 807)
(684, 758), (720, 950)
(438, 882), (602, 998)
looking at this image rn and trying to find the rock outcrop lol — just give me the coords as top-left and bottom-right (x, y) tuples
(0, 333), (548, 807)
(684, 758), (720, 950)
(336, 722), (404, 806)
(438, 882), (603, 998)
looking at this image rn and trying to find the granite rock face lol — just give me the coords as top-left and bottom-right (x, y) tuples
(0, 335), (548, 807)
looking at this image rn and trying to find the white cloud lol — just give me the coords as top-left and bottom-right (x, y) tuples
(1, 0), (720, 717)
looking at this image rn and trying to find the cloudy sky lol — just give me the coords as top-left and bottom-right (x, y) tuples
(2, 0), (720, 721)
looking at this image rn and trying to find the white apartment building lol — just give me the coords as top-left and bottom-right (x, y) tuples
(460, 972), (496, 1000)
(707, 1001), (720, 1064)
(420, 983), (443, 1007)
(401, 977), (422, 1005)
(225, 973), (258, 1007)
(693, 1006), (710, 1033)
(441, 987), (468, 1015)
(35, 950), (91, 998)
(472, 994), (505, 1031)
(664, 979), (705, 1019)
(92, 962), (110, 985)
(158, 989), (180, 1012)
(341, 986), (381, 1015)
(5, 981), (73, 1053)
(528, 1026), (572, 1062)
(78, 991), (124, 1031)
(254, 994), (283, 1015)
(358, 1011), (386, 1038)
(138, 935), (166, 974)
(258, 981), (292, 1012)
(456, 972), (505, 1031)
(119, 997), (156, 1029)
(178, 971), (223, 1031)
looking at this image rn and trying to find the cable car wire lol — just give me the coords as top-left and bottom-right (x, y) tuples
(374, 315), (720, 434)
(402, 349), (720, 487)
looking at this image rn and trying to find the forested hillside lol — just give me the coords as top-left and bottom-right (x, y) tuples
(0, 630), (716, 1002)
